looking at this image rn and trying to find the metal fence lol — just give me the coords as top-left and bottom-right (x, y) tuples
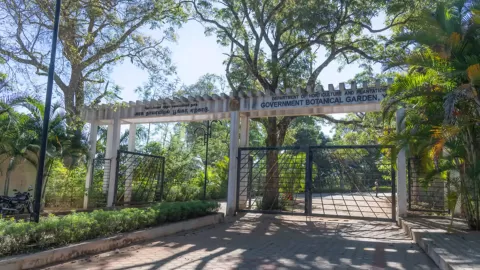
(310, 146), (395, 220)
(237, 145), (396, 221)
(86, 158), (111, 208)
(237, 147), (306, 214)
(408, 158), (448, 213)
(43, 158), (111, 210)
(44, 167), (88, 210)
(44, 187), (84, 210)
(114, 150), (165, 206)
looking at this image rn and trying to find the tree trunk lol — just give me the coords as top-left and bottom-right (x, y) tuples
(4, 168), (11, 196)
(64, 68), (85, 121)
(63, 77), (86, 165)
(64, 90), (76, 119)
(262, 117), (282, 210)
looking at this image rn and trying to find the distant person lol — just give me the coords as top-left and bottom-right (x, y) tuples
(375, 180), (379, 197)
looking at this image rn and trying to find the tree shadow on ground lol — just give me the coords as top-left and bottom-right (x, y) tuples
(48, 213), (439, 270)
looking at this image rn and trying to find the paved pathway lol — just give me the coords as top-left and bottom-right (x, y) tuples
(401, 217), (480, 270)
(246, 193), (393, 220)
(44, 214), (438, 270)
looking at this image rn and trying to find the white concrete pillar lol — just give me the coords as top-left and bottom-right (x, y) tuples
(396, 108), (407, 219)
(124, 123), (136, 203)
(240, 115), (249, 147)
(107, 113), (121, 207)
(238, 115), (250, 209)
(84, 121), (98, 209)
(103, 124), (114, 194)
(227, 111), (240, 216)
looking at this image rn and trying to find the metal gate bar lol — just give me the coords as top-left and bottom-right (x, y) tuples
(236, 146), (306, 214)
(86, 158), (111, 208)
(309, 146), (395, 220)
(114, 150), (165, 206)
(237, 145), (396, 221)
(408, 157), (448, 213)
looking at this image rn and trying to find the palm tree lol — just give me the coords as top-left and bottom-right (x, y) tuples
(0, 97), (88, 203)
(0, 85), (35, 195)
(383, 0), (480, 229)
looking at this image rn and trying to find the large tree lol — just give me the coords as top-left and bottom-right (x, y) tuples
(0, 0), (186, 123)
(191, 0), (417, 209)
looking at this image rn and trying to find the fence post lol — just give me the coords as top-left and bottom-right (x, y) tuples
(396, 108), (407, 219)
(237, 115), (250, 209)
(391, 147), (397, 222)
(227, 110), (240, 216)
(103, 124), (113, 194)
(107, 112), (121, 207)
(407, 158), (411, 211)
(112, 150), (121, 207)
(305, 147), (313, 215)
(124, 123), (136, 203)
(248, 155), (253, 209)
(84, 121), (98, 209)
(158, 157), (166, 202)
(236, 148), (242, 212)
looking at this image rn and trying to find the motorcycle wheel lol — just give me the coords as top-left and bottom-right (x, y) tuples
(27, 203), (33, 214)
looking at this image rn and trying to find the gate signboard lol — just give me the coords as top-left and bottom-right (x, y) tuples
(253, 88), (387, 111)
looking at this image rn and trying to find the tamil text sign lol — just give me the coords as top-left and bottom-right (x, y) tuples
(134, 103), (210, 117)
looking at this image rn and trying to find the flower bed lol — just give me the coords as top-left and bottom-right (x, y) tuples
(0, 201), (219, 257)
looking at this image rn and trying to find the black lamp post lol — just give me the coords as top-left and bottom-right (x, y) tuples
(32, 0), (62, 222)
(195, 120), (221, 200)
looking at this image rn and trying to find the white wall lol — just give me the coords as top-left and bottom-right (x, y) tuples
(0, 157), (37, 196)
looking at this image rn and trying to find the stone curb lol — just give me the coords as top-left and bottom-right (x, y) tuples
(399, 218), (452, 270)
(0, 213), (224, 270)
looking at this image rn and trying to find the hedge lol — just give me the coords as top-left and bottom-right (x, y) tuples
(0, 201), (219, 257)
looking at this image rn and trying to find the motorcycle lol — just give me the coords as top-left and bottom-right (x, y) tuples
(0, 197), (7, 217)
(0, 186), (34, 216)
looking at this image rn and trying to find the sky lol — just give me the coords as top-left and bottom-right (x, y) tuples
(111, 20), (383, 100)
(109, 19), (384, 136)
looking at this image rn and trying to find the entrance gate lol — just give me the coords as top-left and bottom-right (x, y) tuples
(114, 150), (165, 206)
(236, 145), (396, 221)
(83, 80), (409, 217)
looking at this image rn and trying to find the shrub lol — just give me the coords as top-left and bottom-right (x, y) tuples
(0, 201), (219, 257)
(44, 160), (86, 209)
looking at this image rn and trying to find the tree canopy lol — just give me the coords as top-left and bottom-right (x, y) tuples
(0, 0), (187, 121)
(190, 0), (419, 148)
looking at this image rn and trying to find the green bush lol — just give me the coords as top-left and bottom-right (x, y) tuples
(44, 160), (86, 209)
(0, 201), (219, 257)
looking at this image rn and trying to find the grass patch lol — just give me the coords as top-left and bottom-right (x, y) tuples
(0, 201), (219, 257)
(372, 186), (392, 193)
